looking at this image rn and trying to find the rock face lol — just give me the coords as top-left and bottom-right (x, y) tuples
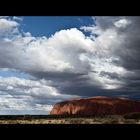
(50, 96), (140, 116)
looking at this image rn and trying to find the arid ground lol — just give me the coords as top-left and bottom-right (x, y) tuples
(0, 113), (140, 124)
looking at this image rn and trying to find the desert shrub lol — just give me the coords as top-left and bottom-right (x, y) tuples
(102, 119), (119, 124)
(123, 112), (140, 119)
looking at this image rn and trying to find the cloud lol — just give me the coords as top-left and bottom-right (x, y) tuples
(80, 16), (140, 98)
(13, 16), (23, 21)
(0, 18), (19, 34)
(114, 19), (131, 28)
(0, 76), (78, 114)
(0, 24), (119, 96)
(0, 28), (95, 72)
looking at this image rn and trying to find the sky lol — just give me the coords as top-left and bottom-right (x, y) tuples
(0, 16), (140, 115)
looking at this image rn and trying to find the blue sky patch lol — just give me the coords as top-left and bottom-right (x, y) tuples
(20, 16), (94, 37)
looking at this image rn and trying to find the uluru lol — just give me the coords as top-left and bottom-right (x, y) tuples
(50, 96), (140, 116)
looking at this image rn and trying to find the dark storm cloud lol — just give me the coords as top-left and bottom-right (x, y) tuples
(31, 71), (86, 81)
(110, 17), (140, 99)
(102, 16), (140, 71)
(30, 71), (103, 96)
(100, 71), (120, 80)
(79, 16), (140, 99)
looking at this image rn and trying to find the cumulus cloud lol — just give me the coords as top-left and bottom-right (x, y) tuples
(13, 16), (23, 21)
(0, 16), (140, 114)
(0, 76), (78, 114)
(0, 18), (19, 36)
(0, 28), (94, 72)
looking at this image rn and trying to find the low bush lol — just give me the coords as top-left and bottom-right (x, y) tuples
(123, 112), (140, 119)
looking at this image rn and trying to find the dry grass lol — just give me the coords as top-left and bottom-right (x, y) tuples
(0, 115), (140, 124)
